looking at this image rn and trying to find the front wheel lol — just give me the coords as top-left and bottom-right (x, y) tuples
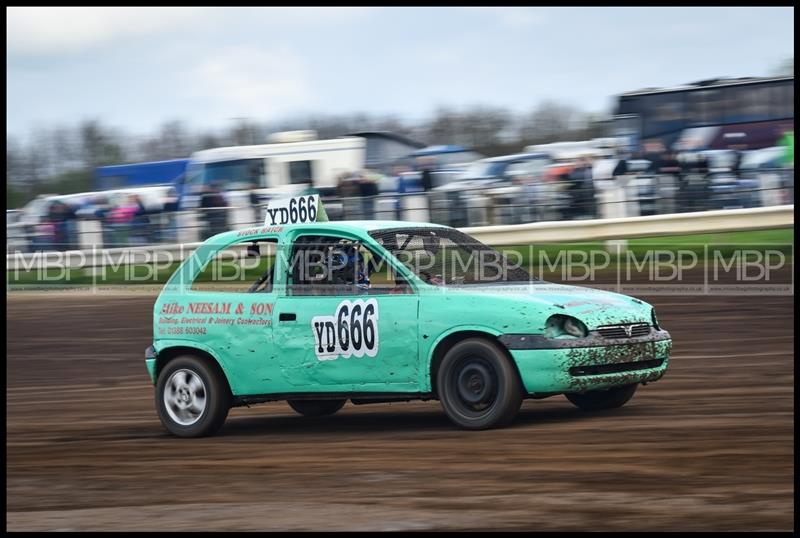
(565, 383), (638, 411)
(155, 355), (231, 438)
(288, 399), (347, 417)
(437, 338), (523, 430)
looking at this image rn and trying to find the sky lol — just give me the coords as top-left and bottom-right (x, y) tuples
(6, 6), (795, 140)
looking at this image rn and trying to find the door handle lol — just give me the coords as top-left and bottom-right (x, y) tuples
(279, 313), (296, 322)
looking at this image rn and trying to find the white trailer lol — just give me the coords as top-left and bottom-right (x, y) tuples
(177, 132), (367, 241)
(184, 132), (366, 197)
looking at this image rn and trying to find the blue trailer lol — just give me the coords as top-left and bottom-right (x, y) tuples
(94, 158), (189, 194)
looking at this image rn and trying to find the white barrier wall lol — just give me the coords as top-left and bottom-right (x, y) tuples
(77, 220), (104, 250)
(462, 204), (794, 246)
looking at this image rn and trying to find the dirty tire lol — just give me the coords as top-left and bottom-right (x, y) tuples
(437, 338), (523, 430)
(155, 355), (231, 438)
(288, 399), (347, 417)
(565, 383), (638, 411)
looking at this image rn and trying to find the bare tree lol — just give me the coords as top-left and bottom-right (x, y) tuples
(227, 118), (263, 146)
(79, 120), (125, 169)
(425, 106), (460, 146)
(521, 101), (581, 144)
(7, 98), (608, 206)
(6, 137), (27, 188)
(158, 120), (192, 159)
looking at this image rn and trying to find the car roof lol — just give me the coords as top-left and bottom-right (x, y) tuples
(319, 220), (449, 232)
(206, 220), (451, 244)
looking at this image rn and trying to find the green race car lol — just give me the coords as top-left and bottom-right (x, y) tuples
(146, 216), (671, 437)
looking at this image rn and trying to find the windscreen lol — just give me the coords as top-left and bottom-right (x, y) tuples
(460, 161), (506, 180)
(369, 227), (533, 286)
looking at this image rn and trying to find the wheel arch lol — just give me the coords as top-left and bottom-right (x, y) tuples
(425, 327), (523, 396)
(154, 342), (233, 397)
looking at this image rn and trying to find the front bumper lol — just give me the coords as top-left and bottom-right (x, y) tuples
(501, 330), (672, 394)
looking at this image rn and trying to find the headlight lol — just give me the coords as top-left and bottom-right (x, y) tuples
(651, 308), (660, 330)
(545, 314), (588, 339)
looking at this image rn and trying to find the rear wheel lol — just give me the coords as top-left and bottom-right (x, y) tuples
(155, 355), (231, 438)
(288, 399), (346, 417)
(565, 383), (638, 411)
(437, 338), (523, 430)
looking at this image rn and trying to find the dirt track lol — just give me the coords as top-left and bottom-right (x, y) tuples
(6, 277), (794, 531)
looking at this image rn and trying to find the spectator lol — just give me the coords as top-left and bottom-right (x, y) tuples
(199, 182), (229, 239)
(779, 130), (794, 168)
(77, 194), (112, 248)
(46, 201), (66, 251)
(558, 169), (577, 219)
(678, 151), (710, 212)
(129, 194), (151, 245)
(778, 130), (794, 204)
(511, 167), (535, 223)
(247, 183), (263, 225)
(358, 169), (381, 219)
(610, 153), (638, 218)
(42, 199), (78, 251)
(656, 151), (681, 215)
(612, 153), (629, 178)
(658, 151), (681, 176)
(393, 165), (409, 220)
(676, 151), (693, 212)
(419, 157), (435, 192)
(726, 141), (755, 208)
(417, 157), (436, 219)
(730, 145), (744, 176)
(575, 155), (597, 219)
(336, 172), (360, 198)
(335, 172), (361, 219)
(108, 194), (139, 246)
(61, 200), (79, 251)
(643, 140), (665, 174)
(162, 188), (180, 243)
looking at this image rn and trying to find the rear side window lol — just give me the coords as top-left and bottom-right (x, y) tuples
(191, 239), (278, 293)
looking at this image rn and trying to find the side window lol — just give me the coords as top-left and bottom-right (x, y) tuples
(191, 239), (277, 293)
(288, 160), (315, 185)
(365, 248), (413, 295)
(287, 235), (413, 296)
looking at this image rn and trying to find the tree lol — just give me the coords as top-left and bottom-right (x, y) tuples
(460, 105), (512, 152)
(6, 137), (26, 187)
(79, 120), (126, 168)
(425, 106), (460, 146)
(227, 118), (262, 146)
(521, 101), (581, 144)
(7, 98), (609, 209)
(158, 120), (191, 159)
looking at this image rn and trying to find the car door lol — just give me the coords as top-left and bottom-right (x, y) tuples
(182, 237), (280, 396)
(272, 233), (420, 393)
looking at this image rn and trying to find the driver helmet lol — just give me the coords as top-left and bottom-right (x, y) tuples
(328, 244), (370, 290)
